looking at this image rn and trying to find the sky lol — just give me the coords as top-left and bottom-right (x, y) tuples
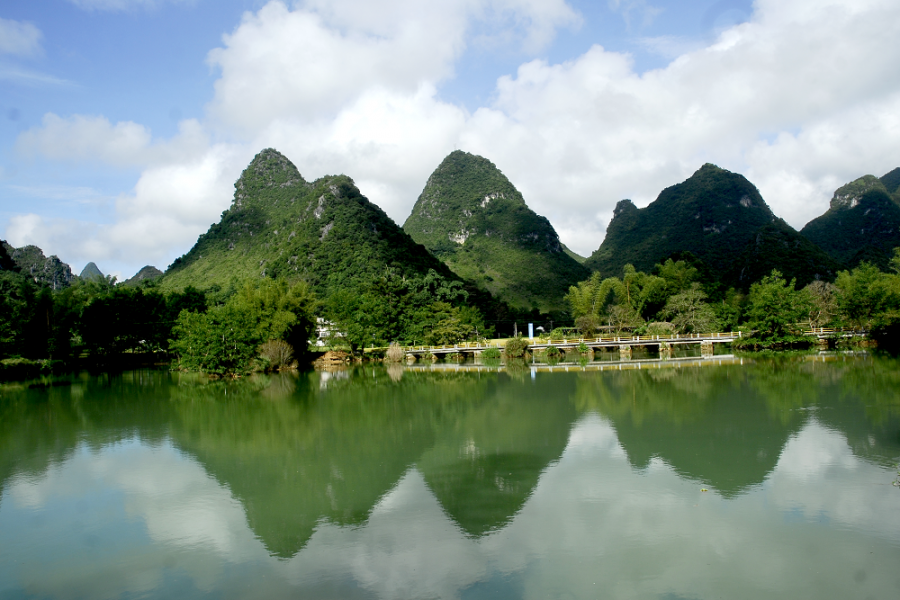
(1, 0), (898, 280)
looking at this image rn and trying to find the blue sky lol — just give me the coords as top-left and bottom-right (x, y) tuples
(1, 0), (897, 279)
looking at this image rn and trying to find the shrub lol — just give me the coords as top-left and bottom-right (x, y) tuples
(481, 347), (501, 359)
(504, 337), (529, 358)
(259, 339), (295, 370)
(577, 342), (590, 354)
(385, 342), (404, 363)
(544, 345), (561, 358)
(645, 321), (676, 336)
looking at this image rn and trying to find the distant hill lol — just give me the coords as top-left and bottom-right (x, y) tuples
(800, 172), (900, 270)
(585, 164), (778, 277)
(122, 265), (163, 287)
(161, 148), (464, 299)
(584, 164), (838, 287)
(403, 151), (589, 312)
(1, 242), (75, 290)
(729, 221), (841, 287)
(561, 244), (586, 264)
(79, 262), (104, 281)
(880, 167), (900, 201)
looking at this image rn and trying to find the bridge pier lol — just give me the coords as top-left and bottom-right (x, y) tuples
(700, 340), (714, 358)
(405, 353), (417, 364)
(619, 344), (632, 360)
(659, 342), (673, 360)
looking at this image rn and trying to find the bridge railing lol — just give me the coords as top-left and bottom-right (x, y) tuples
(397, 332), (747, 354)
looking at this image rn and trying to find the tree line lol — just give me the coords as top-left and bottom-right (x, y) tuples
(564, 250), (900, 347)
(4, 248), (900, 379)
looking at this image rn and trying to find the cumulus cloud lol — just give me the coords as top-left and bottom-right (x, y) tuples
(206, 0), (578, 134)
(16, 114), (210, 168)
(10, 0), (900, 269)
(6, 143), (246, 274)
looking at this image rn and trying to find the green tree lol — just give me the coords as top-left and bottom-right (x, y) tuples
(661, 283), (719, 333)
(834, 263), (900, 331)
(742, 270), (812, 342)
(170, 278), (317, 374)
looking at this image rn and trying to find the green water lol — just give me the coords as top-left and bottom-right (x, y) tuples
(1, 354), (899, 599)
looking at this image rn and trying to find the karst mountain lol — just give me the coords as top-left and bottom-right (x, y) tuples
(403, 150), (589, 312)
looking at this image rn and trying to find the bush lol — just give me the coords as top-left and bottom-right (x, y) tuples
(504, 337), (529, 358)
(544, 345), (561, 358)
(481, 347), (501, 359)
(577, 342), (590, 354)
(259, 339), (295, 371)
(385, 342), (405, 363)
(645, 321), (676, 336)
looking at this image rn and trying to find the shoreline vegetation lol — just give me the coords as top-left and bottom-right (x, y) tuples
(2, 249), (898, 381)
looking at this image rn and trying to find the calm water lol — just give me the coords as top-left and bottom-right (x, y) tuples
(1, 354), (899, 600)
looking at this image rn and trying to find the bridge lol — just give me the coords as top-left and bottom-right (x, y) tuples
(370, 328), (868, 361)
(397, 331), (743, 360)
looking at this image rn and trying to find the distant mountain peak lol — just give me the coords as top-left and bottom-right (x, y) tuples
(123, 265), (163, 287)
(829, 175), (887, 211)
(584, 164), (810, 285)
(1, 241), (75, 290)
(404, 150), (587, 311)
(80, 262), (104, 280)
(233, 148), (308, 210)
(613, 199), (637, 217)
(161, 149), (459, 298)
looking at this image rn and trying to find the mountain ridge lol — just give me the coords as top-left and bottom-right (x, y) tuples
(403, 150), (589, 312)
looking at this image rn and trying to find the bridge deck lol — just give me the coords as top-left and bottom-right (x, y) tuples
(399, 332), (741, 355)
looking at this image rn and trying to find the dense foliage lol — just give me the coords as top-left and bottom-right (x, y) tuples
(170, 279), (316, 375)
(403, 150), (589, 312)
(566, 251), (900, 348)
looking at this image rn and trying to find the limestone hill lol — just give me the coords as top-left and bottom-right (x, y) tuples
(403, 151), (588, 312)
(1, 242), (75, 290)
(122, 265), (163, 287)
(800, 171), (900, 270)
(79, 262), (104, 281)
(161, 149), (461, 298)
(584, 164), (837, 287)
(585, 164), (778, 276)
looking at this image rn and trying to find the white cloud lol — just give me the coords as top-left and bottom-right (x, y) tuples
(5, 143), (245, 274)
(16, 114), (210, 168)
(0, 17), (42, 57)
(206, 0), (578, 134)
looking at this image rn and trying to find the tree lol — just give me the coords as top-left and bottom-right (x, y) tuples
(834, 263), (900, 331)
(170, 278), (318, 374)
(742, 270), (812, 342)
(803, 280), (838, 328)
(661, 283), (719, 333)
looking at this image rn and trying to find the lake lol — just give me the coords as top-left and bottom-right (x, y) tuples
(1, 353), (899, 599)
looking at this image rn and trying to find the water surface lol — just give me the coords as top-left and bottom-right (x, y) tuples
(1, 354), (899, 599)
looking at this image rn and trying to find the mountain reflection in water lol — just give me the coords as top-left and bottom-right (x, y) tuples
(0, 353), (899, 600)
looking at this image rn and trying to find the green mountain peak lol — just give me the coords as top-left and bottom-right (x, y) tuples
(79, 262), (104, 280)
(585, 163), (776, 278)
(828, 174), (888, 211)
(161, 148), (460, 300)
(404, 150), (588, 312)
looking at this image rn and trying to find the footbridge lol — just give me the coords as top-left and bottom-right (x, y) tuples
(399, 331), (743, 360)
